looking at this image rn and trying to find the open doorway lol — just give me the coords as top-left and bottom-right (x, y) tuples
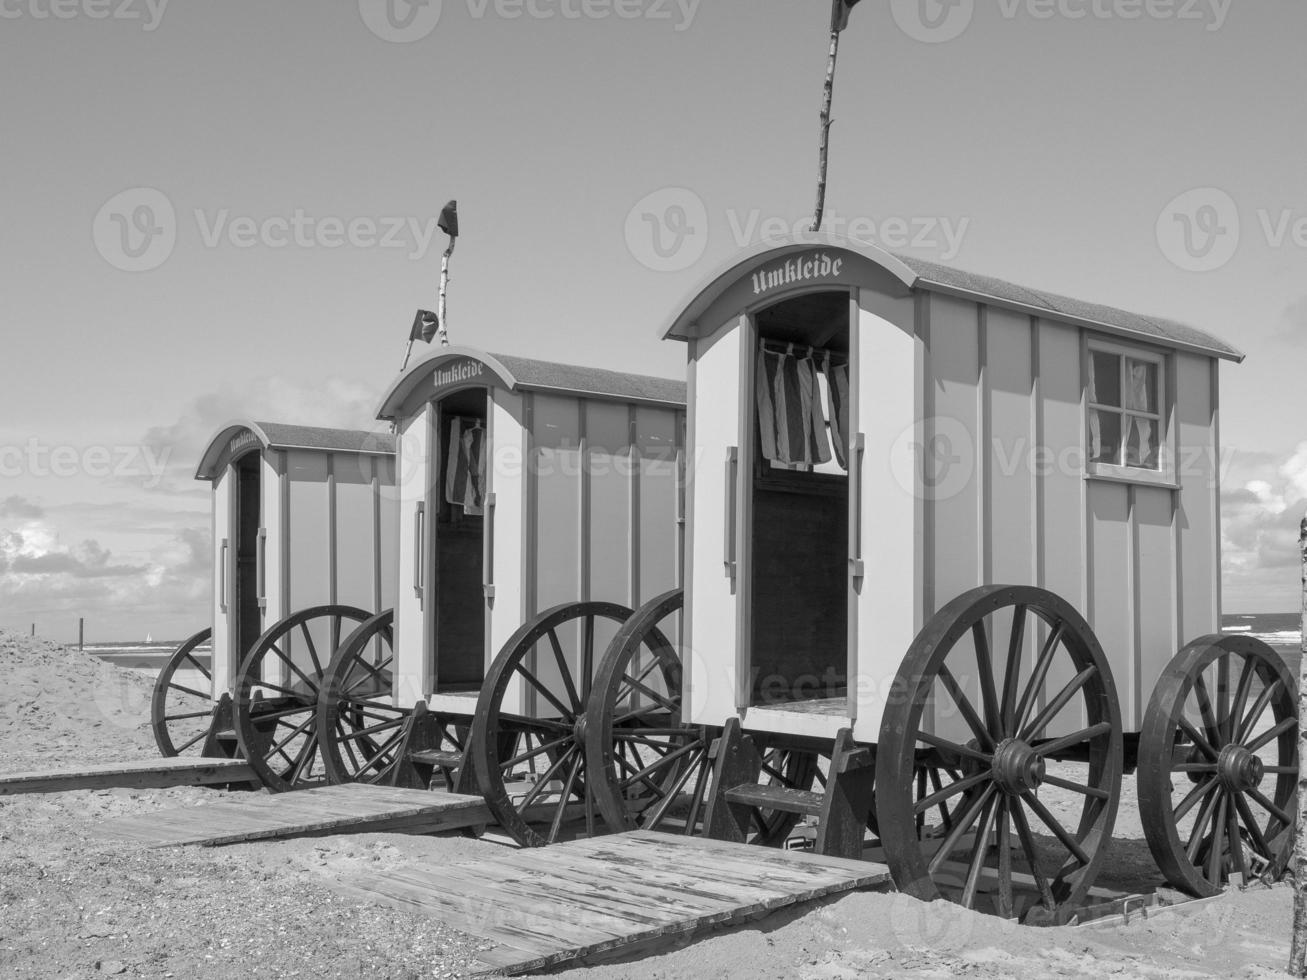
(233, 452), (263, 660)
(748, 290), (850, 706)
(432, 387), (488, 691)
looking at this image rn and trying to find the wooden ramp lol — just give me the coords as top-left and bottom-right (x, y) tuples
(94, 783), (491, 847)
(0, 756), (255, 796)
(338, 830), (892, 975)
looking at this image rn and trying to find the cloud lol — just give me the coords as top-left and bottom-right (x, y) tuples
(130, 374), (387, 494)
(0, 496), (44, 519)
(1271, 296), (1307, 346)
(1221, 444), (1307, 607)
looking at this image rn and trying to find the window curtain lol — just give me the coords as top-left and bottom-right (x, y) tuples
(445, 417), (487, 515)
(823, 352), (849, 469)
(756, 346), (831, 466)
(1124, 361), (1155, 465)
(1086, 353), (1103, 460)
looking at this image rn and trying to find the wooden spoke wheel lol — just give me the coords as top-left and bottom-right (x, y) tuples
(876, 585), (1122, 923)
(234, 605), (373, 793)
(1138, 634), (1298, 897)
(472, 601), (635, 847)
(318, 610), (409, 785)
(585, 590), (712, 836)
(151, 627), (215, 757)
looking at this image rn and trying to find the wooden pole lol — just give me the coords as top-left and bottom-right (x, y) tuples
(436, 237), (456, 348)
(78, 617), (84, 652)
(1291, 513), (1307, 976)
(811, 27), (841, 233)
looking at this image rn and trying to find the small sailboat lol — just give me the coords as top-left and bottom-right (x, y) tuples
(145, 632), (153, 645)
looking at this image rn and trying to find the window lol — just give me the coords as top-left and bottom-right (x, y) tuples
(1087, 345), (1165, 473)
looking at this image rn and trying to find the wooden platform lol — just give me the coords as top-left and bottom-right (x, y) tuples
(0, 756), (255, 796)
(338, 830), (892, 975)
(94, 783), (491, 847)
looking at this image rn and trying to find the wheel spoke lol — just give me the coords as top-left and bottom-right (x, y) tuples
(1231, 790), (1273, 860)
(1008, 798), (1056, 911)
(1185, 787), (1222, 863)
(913, 770), (990, 816)
(515, 745), (577, 812)
(1020, 666), (1097, 742)
(1031, 721), (1113, 759)
(1191, 671), (1222, 750)
(915, 730), (993, 765)
(1245, 717), (1296, 754)
(971, 620), (1002, 741)
(1012, 621), (1066, 735)
(1237, 679), (1283, 744)
(269, 643), (319, 694)
(164, 709), (214, 722)
(1042, 772), (1111, 800)
(999, 605), (1027, 736)
(937, 665), (995, 751)
(1173, 777), (1217, 822)
(1227, 656), (1257, 744)
(1246, 786), (1295, 829)
(960, 792), (998, 909)
(994, 797), (1014, 918)
(547, 629), (583, 715)
(174, 730), (208, 754)
(500, 733), (575, 771)
(300, 622), (324, 678)
(183, 652), (212, 682)
(1225, 793), (1246, 881)
(1177, 716), (1219, 760)
(927, 784), (996, 875)
(514, 661), (575, 721)
(926, 767), (955, 830)
(1205, 792), (1228, 883)
(548, 751), (585, 843)
(1021, 790), (1090, 866)
(581, 615), (595, 703)
(615, 656), (664, 705)
(167, 683), (210, 701)
(617, 673), (679, 714)
(641, 743), (706, 830)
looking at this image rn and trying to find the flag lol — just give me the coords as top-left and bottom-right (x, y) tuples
(438, 200), (458, 239)
(410, 309), (439, 344)
(830, 0), (860, 32)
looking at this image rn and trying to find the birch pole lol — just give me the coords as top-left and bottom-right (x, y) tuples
(437, 237), (455, 348)
(1291, 513), (1307, 977)
(811, 25), (841, 233)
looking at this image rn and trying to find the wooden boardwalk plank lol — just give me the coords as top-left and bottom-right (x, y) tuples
(339, 831), (893, 976)
(0, 757), (255, 796)
(93, 784), (490, 847)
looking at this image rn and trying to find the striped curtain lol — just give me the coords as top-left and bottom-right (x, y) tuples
(445, 417), (487, 515)
(823, 353), (849, 469)
(756, 346), (831, 466)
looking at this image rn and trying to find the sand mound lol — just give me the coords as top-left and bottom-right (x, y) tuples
(0, 630), (159, 771)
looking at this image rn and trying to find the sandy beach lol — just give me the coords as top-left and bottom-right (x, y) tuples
(0, 628), (1300, 979)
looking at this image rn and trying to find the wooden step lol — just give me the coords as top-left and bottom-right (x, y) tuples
(408, 748), (464, 769)
(724, 783), (824, 817)
(0, 757), (256, 795)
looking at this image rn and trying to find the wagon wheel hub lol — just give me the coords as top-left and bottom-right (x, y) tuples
(990, 738), (1046, 795)
(1217, 744), (1264, 793)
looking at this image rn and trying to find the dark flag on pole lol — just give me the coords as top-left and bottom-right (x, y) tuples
(830, 0), (860, 32)
(410, 309), (439, 344)
(438, 200), (458, 239)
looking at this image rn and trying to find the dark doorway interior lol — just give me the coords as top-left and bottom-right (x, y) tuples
(233, 453), (263, 660)
(749, 290), (850, 705)
(433, 387), (488, 691)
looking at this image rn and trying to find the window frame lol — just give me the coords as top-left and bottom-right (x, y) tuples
(1083, 338), (1176, 489)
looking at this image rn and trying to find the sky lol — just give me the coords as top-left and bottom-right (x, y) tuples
(1, 0), (1305, 641)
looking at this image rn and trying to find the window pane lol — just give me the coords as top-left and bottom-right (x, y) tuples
(1090, 352), (1121, 407)
(1125, 415), (1160, 469)
(1124, 359), (1158, 413)
(1089, 410), (1121, 464)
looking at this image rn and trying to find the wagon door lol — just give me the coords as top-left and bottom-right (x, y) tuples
(685, 317), (747, 724)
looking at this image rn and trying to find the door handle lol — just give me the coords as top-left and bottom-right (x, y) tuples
(412, 501), (425, 600)
(482, 492), (497, 601)
(723, 447), (738, 578)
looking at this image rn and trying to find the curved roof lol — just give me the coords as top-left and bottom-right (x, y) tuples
(195, 421), (396, 481)
(661, 232), (1244, 362)
(376, 346), (686, 421)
